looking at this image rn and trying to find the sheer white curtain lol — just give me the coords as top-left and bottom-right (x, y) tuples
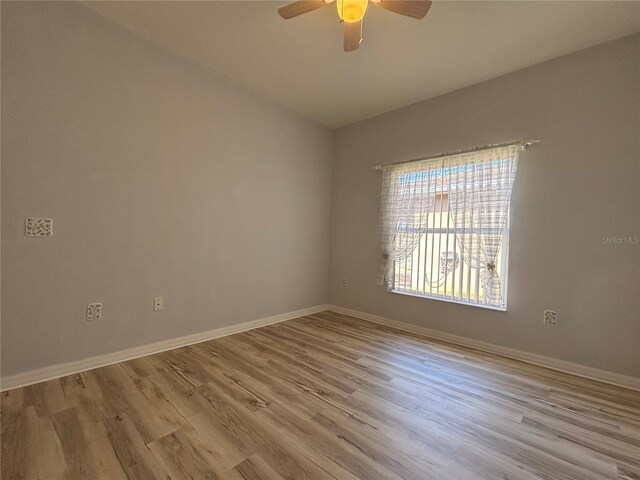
(376, 161), (437, 287)
(447, 145), (519, 307)
(377, 144), (519, 308)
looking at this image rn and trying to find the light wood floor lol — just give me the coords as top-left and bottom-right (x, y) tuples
(2, 311), (639, 480)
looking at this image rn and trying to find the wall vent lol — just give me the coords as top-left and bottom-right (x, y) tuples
(25, 218), (53, 237)
(87, 303), (102, 321)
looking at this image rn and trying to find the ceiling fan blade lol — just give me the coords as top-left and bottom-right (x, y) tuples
(278, 0), (328, 19)
(343, 20), (363, 52)
(373, 0), (432, 19)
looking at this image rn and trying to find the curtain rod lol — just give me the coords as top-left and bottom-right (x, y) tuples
(372, 139), (540, 171)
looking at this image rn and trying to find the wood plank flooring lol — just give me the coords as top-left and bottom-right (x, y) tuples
(2, 311), (639, 480)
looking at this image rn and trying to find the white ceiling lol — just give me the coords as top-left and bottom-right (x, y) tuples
(84, 1), (640, 128)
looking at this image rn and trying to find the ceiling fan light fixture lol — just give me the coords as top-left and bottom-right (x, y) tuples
(277, 0), (432, 51)
(337, 0), (368, 23)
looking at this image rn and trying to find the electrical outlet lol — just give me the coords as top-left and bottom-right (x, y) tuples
(87, 303), (102, 321)
(543, 310), (557, 326)
(153, 296), (164, 312)
(341, 279), (349, 288)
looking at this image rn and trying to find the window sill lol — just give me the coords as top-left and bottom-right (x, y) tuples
(389, 289), (507, 312)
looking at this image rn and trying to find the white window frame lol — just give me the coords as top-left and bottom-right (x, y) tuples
(388, 169), (513, 311)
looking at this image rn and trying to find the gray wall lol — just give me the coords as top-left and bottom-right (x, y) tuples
(1, 2), (332, 376)
(2, 2), (638, 380)
(330, 34), (640, 377)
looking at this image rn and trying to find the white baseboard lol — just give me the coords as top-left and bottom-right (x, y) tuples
(328, 304), (640, 391)
(0, 304), (328, 392)
(5, 303), (637, 392)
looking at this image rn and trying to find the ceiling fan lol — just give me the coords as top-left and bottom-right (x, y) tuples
(278, 0), (432, 52)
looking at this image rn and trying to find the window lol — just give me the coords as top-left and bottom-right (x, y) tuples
(377, 145), (520, 310)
